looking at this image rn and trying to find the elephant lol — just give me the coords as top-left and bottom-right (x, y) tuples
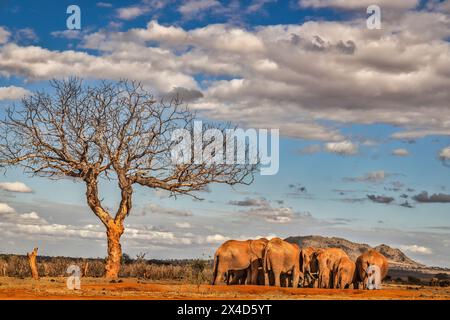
(263, 238), (301, 287)
(332, 256), (356, 289)
(355, 249), (389, 289)
(211, 238), (268, 285)
(314, 248), (349, 288)
(299, 247), (324, 287)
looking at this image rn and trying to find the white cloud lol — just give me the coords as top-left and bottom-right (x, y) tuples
(0, 182), (33, 193)
(2, 10), (450, 141)
(0, 203), (47, 224)
(243, 205), (315, 224)
(400, 244), (433, 255)
(178, 0), (221, 17)
(392, 148), (410, 157)
(0, 86), (31, 101)
(19, 212), (40, 220)
(14, 28), (38, 43)
(0, 26), (10, 44)
(439, 146), (450, 160)
(205, 234), (229, 244)
(51, 30), (85, 40)
(175, 222), (192, 228)
(324, 140), (358, 155)
(115, 0), (168, 20)
(299, 0), (419, 10)
(117, 6), (149, 20)
(0, 203), (15, 214)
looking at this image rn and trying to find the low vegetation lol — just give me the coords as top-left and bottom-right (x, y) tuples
(0, 254), (213, 284)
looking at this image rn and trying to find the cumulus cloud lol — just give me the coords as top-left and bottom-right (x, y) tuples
(324, 141), (358, 155)
(392, 148), (410, 157)
(0, 202), (47, 224)
(241, 205), (316, 224)
(439, 146), (450, 160)
(0, 182), (33, 193)
(299, 0), (419, 10)
(2, 8), (450, 141)
(0, 203), (15, 213)
(178, 0), (221, 17)
(413, 191), (450, 203)
(0, 26), (10, 44)
(13, 28), (38, 44)
(0, 86), (31, 101)
(205, 234), (229, 244)
(51, 30), (86, 40)
(175, 222), (191, 228)
(400, 244), (433, 255)
(116, 0), (168, 20)
(117, 6), (149, 20)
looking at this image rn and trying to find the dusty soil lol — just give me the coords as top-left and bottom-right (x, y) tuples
(0, 277), (449, 300)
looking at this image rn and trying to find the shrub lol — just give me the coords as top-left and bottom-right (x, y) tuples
(407, 276), (422, 285)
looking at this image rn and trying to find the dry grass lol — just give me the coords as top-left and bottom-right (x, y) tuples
(0, 254), (212, 284)
(0, 277), (449, 300)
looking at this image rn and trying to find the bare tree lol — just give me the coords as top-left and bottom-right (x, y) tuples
(0, 78), (256, 278)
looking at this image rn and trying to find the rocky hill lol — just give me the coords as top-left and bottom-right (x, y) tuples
(285, 235), (425, 268)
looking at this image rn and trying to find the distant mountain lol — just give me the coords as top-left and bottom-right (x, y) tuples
(285, 235), (425, 268)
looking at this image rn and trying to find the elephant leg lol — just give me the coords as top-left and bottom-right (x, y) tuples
(292, 269), (300, 288)
(333, 273), (339, 289)
(281, 274), (288, 287)
(264, 271), (270, 286)
(273, 270), (281, 287)
(241, 270), (248, 285)
(250, 265), (259, 285)
(319, 273), (328, 288)
(214, 267), (227, 285)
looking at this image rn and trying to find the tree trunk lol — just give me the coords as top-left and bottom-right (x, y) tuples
(105, 221), (124, 279)
(83, 261), (89, 277)
(27, 247), (39, 280)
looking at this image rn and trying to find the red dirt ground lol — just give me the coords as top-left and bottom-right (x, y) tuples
(0, 277), (449, 300)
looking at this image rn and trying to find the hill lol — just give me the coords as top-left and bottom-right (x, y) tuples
(284, 235), (424, 268)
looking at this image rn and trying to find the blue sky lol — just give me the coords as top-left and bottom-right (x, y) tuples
(0, 0), (450, 267)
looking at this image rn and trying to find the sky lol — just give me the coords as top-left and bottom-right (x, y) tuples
(0, 0), (450, 267)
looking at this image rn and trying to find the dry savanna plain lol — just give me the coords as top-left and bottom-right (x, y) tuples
(0, 277), (449, 300)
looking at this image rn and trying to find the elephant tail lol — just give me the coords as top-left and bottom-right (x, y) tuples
(211, 253), (219, 285)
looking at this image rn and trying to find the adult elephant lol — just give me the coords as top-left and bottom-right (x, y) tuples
(332, 256), (356, 289)
(211, 238), (268, 285)
(300, 247), (324, 287)
(355, 249), (389, 289)
(315, 248), (349, 288)
(263, 238), (301, 287)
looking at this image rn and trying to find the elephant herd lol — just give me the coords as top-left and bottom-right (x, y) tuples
(211, 237), (389, 289)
